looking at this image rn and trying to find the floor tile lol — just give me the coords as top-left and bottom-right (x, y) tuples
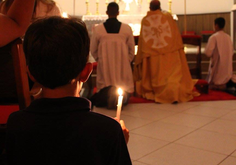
(131, 121), (196, 142)
(198, 101), (236, 110)
(138, 143), (226, 165)
(128, 133), (168, 160)
(175, 129), (236, 155)
(132, 161), (149, 165)
(219, 157), (236, 165)
(183, 105), (232, 118)
(201, 119), (236, 136)
(118, 115), (153, 130)
(93, 101), (236, 164)
(152, 102), (199, 112)
(160, 113), (216, 128)
(121, 107), (178, 121)
(232, 150), (236, 157)
(221, 110), (236, 121)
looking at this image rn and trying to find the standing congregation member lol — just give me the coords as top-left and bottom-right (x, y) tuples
(33, 0), (61, 21)
(6, 16), (131, 165)
(0, 0), (61, 21)
(0, 0), (35, 47)
(0, 0), (35, 102)
(134, 0), (197, 103)
(0, 0), (35, 162)
(205, 17), (234, 90)
(0, 0), (61, 101)
(90, 2), (135, 107)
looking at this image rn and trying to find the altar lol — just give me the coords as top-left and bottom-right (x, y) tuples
(82, 14), (144, 36)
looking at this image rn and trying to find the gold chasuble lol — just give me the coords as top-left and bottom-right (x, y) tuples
(134, 10), (198, 103)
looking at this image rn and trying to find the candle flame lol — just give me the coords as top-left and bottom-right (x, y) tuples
(118, 88), (123, 96)
(62, 12), (68, 18)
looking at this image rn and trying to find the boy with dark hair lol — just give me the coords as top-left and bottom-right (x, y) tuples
(205, 17), (234, 90)
(6, 16), (131, 165)
(214, 17), (225, 29)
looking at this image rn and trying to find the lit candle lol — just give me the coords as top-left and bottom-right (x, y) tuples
(86, 0), (89, 2)
(96, 0), (99, 2)
(116, 88), (123, 121)
(62, 12), (68, 18)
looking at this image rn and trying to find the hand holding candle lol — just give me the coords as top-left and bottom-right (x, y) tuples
(116, 88), (123, 122)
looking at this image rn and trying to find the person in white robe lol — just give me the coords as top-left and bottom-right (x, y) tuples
(205, 17), (234, 90)
(90, 2), (135, 94)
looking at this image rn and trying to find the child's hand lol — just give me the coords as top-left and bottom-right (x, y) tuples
(120, 120), (129, 144)
(114, 117), (129, 144)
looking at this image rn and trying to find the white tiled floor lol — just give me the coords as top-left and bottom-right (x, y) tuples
(93, 100), (236, 165)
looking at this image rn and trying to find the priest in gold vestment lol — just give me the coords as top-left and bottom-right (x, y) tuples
(134, 0), (197, 103)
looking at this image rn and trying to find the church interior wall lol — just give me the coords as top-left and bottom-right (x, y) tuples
(55, 0), (233, 16)
(55, 0), (233, 36)
(176, 12), (231, 35)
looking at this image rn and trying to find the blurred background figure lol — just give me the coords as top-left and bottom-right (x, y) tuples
(0, 0), (61, 20)
(33, 0), (61, 20)
(205, 17), (234, 90)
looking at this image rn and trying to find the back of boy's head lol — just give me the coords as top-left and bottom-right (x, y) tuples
(23, 16), (90, 89)
(215, 17), (225, 29)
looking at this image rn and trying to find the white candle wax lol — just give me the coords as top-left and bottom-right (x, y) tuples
(116, 88), (123, 121)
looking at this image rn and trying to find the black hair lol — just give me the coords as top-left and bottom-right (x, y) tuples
(150, 0), (161, 11)
(215, 17), (225, 29)
(23, 16), (90, 89)
(107, 2), (119, 16)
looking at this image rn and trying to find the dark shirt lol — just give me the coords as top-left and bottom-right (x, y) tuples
(103, 18), (121, 33)
(6, 97), (132, 165)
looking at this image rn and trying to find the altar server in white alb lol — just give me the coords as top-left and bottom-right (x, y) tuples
(90, 2), (135, 95)
(205, 17), (234, 90)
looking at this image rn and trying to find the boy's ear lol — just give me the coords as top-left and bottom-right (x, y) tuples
(79, 63), (93, 82)
(214, 24), (219, 31)
(27, 66), (37, 82)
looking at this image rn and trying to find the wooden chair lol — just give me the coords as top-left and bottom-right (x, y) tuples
(182, 35), (202, 79)
(0, 38), (31, 110)
(0, 39), (32, 157)
(11, 38), (31, 110)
